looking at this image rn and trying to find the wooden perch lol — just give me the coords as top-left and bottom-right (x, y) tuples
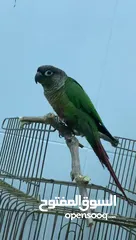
(19, 113), (93, 226)
(19, 114), (118, 146)
(20, 114), (84, 148)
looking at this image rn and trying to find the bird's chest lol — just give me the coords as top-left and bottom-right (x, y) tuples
(53, 104), (65, 119)
(44, 91), (65, 119)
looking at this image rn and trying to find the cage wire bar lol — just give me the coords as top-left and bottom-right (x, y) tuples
(0, 117), (136, 240)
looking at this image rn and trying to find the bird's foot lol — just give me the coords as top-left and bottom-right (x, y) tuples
(53, 116), (67, 138)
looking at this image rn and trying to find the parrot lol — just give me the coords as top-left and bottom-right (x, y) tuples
(35, 65), (129, 202)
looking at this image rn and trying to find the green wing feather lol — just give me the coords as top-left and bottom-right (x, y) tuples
(65, 77), (103, 124)
(65, 77), (116, 144)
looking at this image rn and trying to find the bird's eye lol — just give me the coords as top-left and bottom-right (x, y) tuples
(44, 70), (53, 76)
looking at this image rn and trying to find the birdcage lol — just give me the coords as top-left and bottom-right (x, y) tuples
(0, 117), (136, 240)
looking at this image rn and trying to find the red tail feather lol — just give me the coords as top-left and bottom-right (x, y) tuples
(93, 141), (129, 202)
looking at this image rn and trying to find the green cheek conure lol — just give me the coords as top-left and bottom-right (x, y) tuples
(35, 65), (128, 202)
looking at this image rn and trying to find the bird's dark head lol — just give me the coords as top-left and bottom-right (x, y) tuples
(35, 65), (67, 90)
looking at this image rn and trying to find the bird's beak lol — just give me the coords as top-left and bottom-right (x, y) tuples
(35, 72), (43, 84)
